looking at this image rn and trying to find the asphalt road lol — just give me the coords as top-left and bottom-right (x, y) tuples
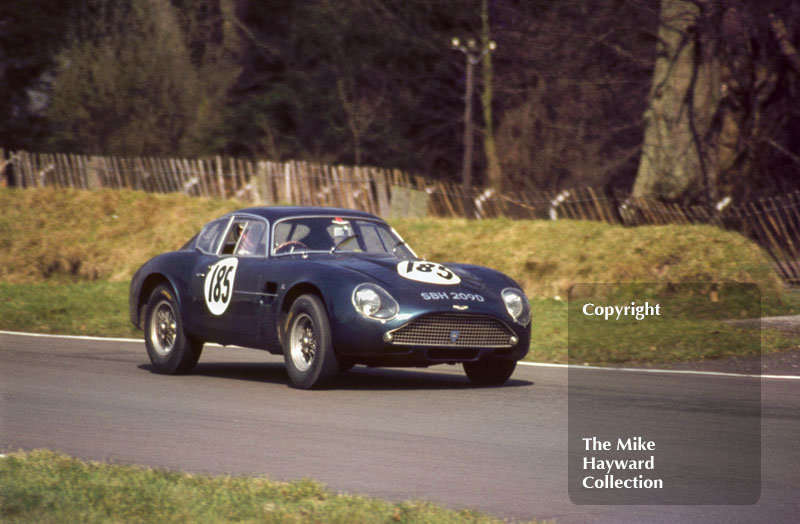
(2, 331), (799, 523)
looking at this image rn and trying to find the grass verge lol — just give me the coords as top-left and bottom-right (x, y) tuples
(0, 450), (546, 524)
(0, 281), (138, 338)
(1, 281), (796, 364)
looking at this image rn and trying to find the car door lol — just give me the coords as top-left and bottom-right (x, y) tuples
(188, 216), (269, 347)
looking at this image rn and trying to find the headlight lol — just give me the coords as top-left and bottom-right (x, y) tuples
(352, 283), (399, 321)
(502, 288), (531, 326)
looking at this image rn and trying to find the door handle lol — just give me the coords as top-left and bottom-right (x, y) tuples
(196, 264), (214, 278)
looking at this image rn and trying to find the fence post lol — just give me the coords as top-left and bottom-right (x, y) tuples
(215, 156), (225, 199)
(373, 169), (391, 217)
(16, 151), (30, 187)
(254, 161), (270, 205)
(0, 149), (8, 188)
(85, 156), (101, 189)
(284, 162), (293, 204)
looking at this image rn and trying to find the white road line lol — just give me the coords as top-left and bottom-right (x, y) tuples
(3, 330), (799, 380)
(518, 361), (800, 380)
(0, 330), (141, 343)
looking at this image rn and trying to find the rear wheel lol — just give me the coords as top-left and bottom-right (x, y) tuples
(144, 285), (203, 374)
(283, 294), (339, 389)
(463, 358), (516, 386)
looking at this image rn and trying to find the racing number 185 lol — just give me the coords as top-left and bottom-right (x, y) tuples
(208, 264), (234, 303)
(204, 257), (238, 316)
(404, 261), (454, 281)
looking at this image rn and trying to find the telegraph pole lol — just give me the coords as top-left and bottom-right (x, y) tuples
(451, 37), (496, 217)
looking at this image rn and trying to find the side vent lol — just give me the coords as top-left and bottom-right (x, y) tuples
(262, 281), (279, 305)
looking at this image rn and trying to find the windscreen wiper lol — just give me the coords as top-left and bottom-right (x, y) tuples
(330, 234), (359, 254)
(392, 239), (407, 254)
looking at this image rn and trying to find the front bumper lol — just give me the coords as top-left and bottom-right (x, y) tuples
(332, 310), (530, 366)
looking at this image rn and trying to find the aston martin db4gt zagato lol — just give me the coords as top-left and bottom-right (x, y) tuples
(129, 207), (531, 388)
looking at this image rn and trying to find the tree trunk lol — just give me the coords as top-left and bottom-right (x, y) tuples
(481, 0), (502, 191)
(461, 56), (475, 216)
(633, 0), (721, 204)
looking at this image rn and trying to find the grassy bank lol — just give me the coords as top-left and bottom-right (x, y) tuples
(0, 188), (786, 301)
(1, 187), (797, 364)
(0, 451), (544, 524)
(0, 188), (240, 283)
(392, 216), (786, 303)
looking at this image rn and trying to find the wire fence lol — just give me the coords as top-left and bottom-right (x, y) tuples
(3, 149), (799, 285)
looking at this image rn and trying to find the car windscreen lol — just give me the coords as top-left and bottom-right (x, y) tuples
(272, 217), (414, 257)
(196, 218), (231, 253)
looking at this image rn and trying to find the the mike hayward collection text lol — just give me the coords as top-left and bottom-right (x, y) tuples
(580, 436), (664, 490)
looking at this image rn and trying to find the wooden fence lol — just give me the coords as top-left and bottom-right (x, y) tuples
(509, 186), (800, 286)
(2, 149), (799, 284)
(1, 150), (479, 219)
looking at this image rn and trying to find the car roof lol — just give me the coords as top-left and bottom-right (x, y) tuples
(225, 206), (384, 222)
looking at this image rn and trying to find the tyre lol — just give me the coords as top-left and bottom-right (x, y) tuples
(144, 284), (203, 374)
(283, 294), (339, 389)
(463, 358), (517, 386)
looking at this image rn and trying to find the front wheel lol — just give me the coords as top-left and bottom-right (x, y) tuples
(144, 284), (203, 374)
(463, 359), (516, 386)
(283, 294), (339, 389)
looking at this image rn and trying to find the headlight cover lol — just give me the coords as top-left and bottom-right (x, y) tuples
(352, 283), (399, 322)
(502, 288), (531, 326)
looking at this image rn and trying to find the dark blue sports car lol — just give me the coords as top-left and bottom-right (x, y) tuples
(129, 206), (531, 388)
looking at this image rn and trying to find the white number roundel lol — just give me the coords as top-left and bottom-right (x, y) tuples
(204, 258), (238, 315)
(397, 261), (461, 285)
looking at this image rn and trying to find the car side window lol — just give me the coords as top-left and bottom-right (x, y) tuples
(217, 218), (268, 256)
(360, 224), (385, 252)
(196, 218), (230, 254)
(378, 227), (405, 254)
(233, 220), (267, 257)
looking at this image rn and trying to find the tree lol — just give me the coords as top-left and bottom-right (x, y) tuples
(633, 0), (800, 203)
(480, 0), (502, 190)
(224, 0), (471, 177)
(170, 0), (243, 152)
(633, 0), (722, 204)
(0, 0), (83, 150)
(44, 0), (239, 156)
(492, 0), (657, 193)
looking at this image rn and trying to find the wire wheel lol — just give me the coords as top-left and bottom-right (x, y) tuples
(282, 294), (338, 389)
(289, 313), (316, 372)
(149, 299), (177, 357)
(143, 284), (203, 375)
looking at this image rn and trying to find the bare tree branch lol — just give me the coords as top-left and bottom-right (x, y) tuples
(768, 13), (800, 74)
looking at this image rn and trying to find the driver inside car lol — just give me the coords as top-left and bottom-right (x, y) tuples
(235, 223), (264, 256)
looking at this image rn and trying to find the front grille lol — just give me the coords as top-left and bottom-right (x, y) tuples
(389, 314), (515, 348)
